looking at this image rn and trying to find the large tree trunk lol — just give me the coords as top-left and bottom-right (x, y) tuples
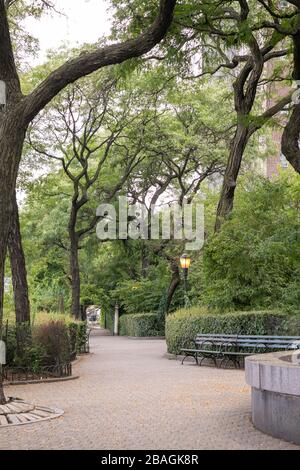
(165, 261), (181, 313)
(69, 206), (81, 320)
(8, 190), (30, 324)
(58, 294), (65, 314)
(141, 242), (149, 278)
(70, 255), (81, 320)
(0, 120), (26, 405)
(282, 103), (300, 174)
(281, 32), (300, 173)
(215, 124), (250, 232)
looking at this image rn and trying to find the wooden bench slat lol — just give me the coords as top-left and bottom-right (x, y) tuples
(180, 333), (300, 368)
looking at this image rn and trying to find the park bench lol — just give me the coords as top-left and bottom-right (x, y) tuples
(181, 334), (300, 368)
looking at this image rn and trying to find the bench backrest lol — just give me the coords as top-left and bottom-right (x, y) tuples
(195, 334), (300, 351)
(195, 335), (238, 349)
(236, 337), (300, 350)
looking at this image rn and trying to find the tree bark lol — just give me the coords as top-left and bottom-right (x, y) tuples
(141, 242), (149, 278)
(215, 123), (250, 231)
(58, 294), (65, 314)
(69, 201), (81, 320)
(165, 261), (181, 313)
(8, 190), (30, 324)
(0, 118), (26, 405)
(281, 31), (300, 173)
(69, 233), (81, 320)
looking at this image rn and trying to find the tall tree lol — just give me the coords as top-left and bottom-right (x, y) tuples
(123, 81), (227, 312)
(112, 0), (293, 228)
(29, 72), (156, 319)
(0, 0), (176, 405)
(175, 0), (292, 230)
(8, 190), (30, 324)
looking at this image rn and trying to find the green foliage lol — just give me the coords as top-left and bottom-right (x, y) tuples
(166, 307), (300, 355)
(68, 322), (88, 355)
(34, 320), (70, 365)
(114, 277), (170, 314)
(2, 315), (86, 370)
(202, 173), (300, 311)
(119, 313), (164, 337)
(10, 11), (296, 338)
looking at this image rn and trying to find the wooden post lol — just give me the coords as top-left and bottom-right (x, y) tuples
(114, 303), (119, 336)
(0, 80), (6, 107)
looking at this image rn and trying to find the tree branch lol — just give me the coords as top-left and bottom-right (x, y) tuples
(23, 0), (176, 123)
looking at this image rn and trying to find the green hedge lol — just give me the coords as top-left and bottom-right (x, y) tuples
(166, 307), (300, 355)
(68, 322), (87, 354)
(2, 320), (87, 369)
(119, 313), (164, 337)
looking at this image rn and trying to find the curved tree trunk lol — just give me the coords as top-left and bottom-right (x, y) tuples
(281, 33), (300, 174)
(0, 124), (26, 405)
(165, 261), (181, 313)
(282, 103), (300, 174)
(215, 124), (250, 232)
(70, 235), (81, 320)
(69, 200), (81, 320)
(8, 190), (30, 324)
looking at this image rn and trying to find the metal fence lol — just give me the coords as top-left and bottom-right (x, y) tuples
(2, 362), (72, 382)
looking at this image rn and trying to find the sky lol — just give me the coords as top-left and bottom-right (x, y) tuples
(16, 0), (113, 203)
(25, 0), (112, 64)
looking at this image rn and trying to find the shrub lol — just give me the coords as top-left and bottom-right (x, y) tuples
(166, 307), (300, 355)
(34, 320), (70, 365)
(119, 313), (164, 337)
(114, 275), (184, 315)
(31, 311), (75, 327)
(3, 323), (46, 370)
(201, 173), (300, 311)
(2, 315), (87, 370)
(115, 279), (169, 314)
(68, 322), (87, 354)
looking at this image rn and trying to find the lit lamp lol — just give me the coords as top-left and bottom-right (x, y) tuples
(180, 254), (191, 308)
(180, 253), (191, 271)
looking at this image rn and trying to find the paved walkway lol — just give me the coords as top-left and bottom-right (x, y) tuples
(0, 331), (299, 450)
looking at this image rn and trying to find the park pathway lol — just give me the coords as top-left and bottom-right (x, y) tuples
(0, 330), (298, 450)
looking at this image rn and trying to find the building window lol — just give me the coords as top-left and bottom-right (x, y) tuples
(280, 152), (288, 169)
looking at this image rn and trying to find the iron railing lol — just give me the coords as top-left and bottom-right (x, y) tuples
(2, 362), (72, 382)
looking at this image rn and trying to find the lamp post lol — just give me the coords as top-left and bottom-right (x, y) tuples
(180, 253), (191, 308)
(114, 303), (120, 336)
(0, 81), (6, 109)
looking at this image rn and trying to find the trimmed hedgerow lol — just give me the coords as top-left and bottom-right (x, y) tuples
(166, 307), (300, 355)
(119, 313), (164, 337)
(68, 322), (87, 354)
(3, 320), (87, 369)
(34, 320), (70, 365)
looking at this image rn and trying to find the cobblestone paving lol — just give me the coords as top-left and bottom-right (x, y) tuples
(0, 331), (299, 450)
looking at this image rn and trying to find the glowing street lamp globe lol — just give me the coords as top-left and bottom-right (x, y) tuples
(180, 254), (191, 270)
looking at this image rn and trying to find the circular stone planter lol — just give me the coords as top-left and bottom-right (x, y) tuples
(245, 351), (300, 445)
(0, 398), (64, 428)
